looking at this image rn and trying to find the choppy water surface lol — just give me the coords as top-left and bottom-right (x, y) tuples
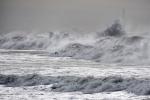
(0, 50), (150, 100)
(1, 22), (150, 65)
(1, 22), (150, 99)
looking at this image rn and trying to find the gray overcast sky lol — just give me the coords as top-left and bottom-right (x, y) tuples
(0, 0), (150, 33)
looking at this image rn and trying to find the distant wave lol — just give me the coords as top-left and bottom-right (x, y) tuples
(0, 21), (150, 64)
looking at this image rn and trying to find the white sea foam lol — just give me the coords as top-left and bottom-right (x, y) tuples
(0, 21), (150, 64)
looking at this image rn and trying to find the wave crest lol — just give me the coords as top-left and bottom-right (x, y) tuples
(0, 22), (150, 64)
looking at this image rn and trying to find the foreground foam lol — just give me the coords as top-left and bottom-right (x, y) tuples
(0, 74), (150, 95)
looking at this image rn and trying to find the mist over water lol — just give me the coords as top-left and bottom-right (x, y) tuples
(0, 21), (150, 65)
(1, 1), (150, 99)
(1, 0), (150, 33)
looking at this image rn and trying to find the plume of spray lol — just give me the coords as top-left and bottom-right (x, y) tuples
(0, 21), (150, 65)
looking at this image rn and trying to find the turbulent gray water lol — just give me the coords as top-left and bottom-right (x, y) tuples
(0, 49), (150, 99)
(1, 20), (150, 99)
(1, 74), (150, 95)
(0, 22), (150, 65)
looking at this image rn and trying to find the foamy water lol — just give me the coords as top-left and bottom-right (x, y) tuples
(0, 50), (150, 99)
(0, 22), (150, 65)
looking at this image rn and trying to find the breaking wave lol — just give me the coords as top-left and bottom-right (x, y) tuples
(0, 21), (150, 64)
(1, 74), (150, 95)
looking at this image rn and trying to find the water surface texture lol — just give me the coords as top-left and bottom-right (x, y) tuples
(0, 50), (150, 100)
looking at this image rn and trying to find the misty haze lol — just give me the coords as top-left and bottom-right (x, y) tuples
(0, 0), (150, 100)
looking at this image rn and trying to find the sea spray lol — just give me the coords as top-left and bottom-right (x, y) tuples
(0, 22), (150, 64)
